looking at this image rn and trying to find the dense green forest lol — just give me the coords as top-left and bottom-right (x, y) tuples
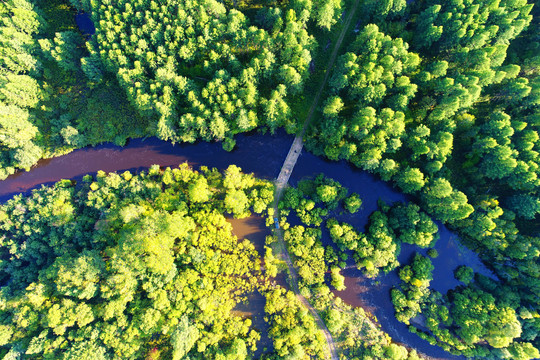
(1, 168), (537, 359)
(0, 167), (424, 359)
(0, 0), (152, 180)
(1, 0), (540, 358)
(0, 0), (346, 179)
(304, 1), (540, 358)
(0, 164), (332, 359)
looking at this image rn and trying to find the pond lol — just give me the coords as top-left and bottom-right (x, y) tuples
(0, 132), (496, 359)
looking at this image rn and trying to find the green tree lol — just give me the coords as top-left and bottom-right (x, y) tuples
(395, 167), (425, 194)
(225, 189), (250, 216)
(421, 178), (474, 223)
(454, 265), (474, 284)
(388, 203), (438, 247)
(344, 193), (362, 213)
(171, 316), (200, 360)
(189, 176), (211, 203)
(452, 287), (522, 348)
(39, 31), (83, 73)
(330, 267), (346, 291)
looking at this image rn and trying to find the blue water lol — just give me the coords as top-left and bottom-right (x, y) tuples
(75, 13), (95, 35)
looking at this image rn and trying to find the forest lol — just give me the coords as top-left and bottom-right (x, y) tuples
(0, 168), (436, 359)
(0, 0), (539, 358)
(304, 1), (540, 358)
(0, 0), (344, 179)
(0, 164), (334, 359)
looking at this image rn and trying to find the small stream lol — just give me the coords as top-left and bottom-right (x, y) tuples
(0, 132), (496, 359)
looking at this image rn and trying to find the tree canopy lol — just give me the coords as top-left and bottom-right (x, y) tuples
(0, 164), (316, 359)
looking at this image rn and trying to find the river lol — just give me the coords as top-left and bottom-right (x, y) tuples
(0, 131), (495, 359)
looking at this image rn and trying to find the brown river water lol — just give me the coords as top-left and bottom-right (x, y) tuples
(0, 131), (496, 359)
(228, 216), (275, 357)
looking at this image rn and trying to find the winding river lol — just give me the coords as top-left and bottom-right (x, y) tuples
(0, 131), (495, 359)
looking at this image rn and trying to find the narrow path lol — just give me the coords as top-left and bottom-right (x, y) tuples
(275, 0), (360, 200)
(272, 225), (339, 360)
(272, 2), (361, 360)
